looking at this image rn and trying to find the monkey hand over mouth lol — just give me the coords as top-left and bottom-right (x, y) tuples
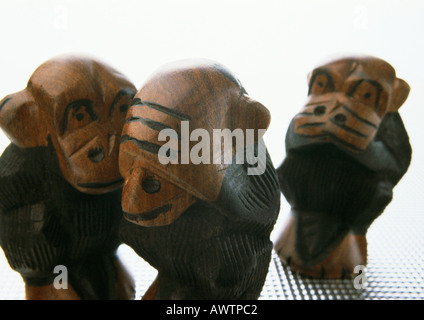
(275, 55), (412, 279)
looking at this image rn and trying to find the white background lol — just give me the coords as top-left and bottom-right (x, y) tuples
(0, 0), (423, 298)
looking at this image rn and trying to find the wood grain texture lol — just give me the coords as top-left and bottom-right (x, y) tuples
(0, 55), (136, 299)
(119, 59), (281, 299)
(275, 56), (412, 278)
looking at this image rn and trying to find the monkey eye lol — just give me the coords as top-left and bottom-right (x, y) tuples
(308, 71), (334, 95)
(348, 79), (382, 112)
(62, 99), (98, 135)
(110, 88), (136, 123)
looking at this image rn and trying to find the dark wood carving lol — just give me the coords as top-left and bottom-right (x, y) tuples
(274, 56), (412, 278)
(0, 55), (137, 299)
(119, 59), (281, 299)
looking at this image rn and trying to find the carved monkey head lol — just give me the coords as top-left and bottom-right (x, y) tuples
(292, 56), (410, 152)
(119, 59), (270, 227)
(0, 55), (136, 194)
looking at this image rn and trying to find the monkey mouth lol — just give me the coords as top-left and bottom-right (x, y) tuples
(78, 178), (124, 189)
(123, 204), (173, 223)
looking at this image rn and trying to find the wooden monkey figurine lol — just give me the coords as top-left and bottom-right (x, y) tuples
(119, 59), (281, 299)
(275, 56), (412, 278)
(0, 55), (137, 299)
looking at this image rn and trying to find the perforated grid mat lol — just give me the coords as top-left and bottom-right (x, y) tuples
(1, 200), (423, 300)
(260, 208), (424, 300)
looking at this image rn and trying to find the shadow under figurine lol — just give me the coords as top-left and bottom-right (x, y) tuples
(274, 56), (412, 278)
(0, 55), (137, 299)
(119, 59), (281, 299)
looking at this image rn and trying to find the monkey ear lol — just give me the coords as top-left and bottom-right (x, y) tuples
(388, 78), (410, 112)
(0, 90), (48, 148)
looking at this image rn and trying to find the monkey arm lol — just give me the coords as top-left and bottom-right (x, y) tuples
(346, 113), (411, 182)
(215, 144), (280, 227)
(286, 120), (397, 174)
(0, 203), (64, 286)
(0, 143), (130, 299)
(347, 113), (411, 231)
(286, 112), (411, 183)
(372, 112), (412, 183)
(0, 143), (64, 285)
